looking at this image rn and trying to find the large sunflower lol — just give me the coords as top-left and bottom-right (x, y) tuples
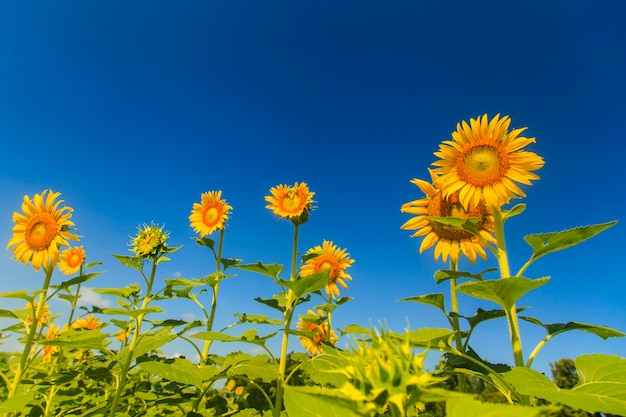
(7, 190), (78, 271)
(58, 246), (86, 276)
(189, 191), (232, 236)
(401, 170), (496, 264)
(265, 182), (314, 224)
(300, 240), (355, 299)
(432, 114), (545, 210)
(296, 310), (336, 356)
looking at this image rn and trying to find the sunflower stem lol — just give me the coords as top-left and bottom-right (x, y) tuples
(201, 228), (225, 365)
(108, 256), (158, 417)
(448, 259), (467, 393)
(274, 224), (299, 417)
(492, 207), (525, 368)
(5, 267), (54, 406)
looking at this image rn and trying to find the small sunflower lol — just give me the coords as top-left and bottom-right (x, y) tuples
(58, 246), (86, 276)
(401, 170), (496, 264)
(130, 223), (169, 259)
(71, 315), (102, 330)
(432, 114), (545, 210)
(300, 240), (355, 299)
(116, 328), (129, 342)
(297, 310), (337, 356)
(265, 182), (314, 225)
(25, 301), (51, 328)
(42, 324), (61, 363)
(6, 189), (78, 271)
(189, 191), (232, 236)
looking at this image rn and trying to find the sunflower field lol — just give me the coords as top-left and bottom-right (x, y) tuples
(1, 114), (624, 417)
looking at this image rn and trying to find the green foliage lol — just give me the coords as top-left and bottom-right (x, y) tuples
(457, 277), (550, 310)
(504, 354), (626, 416)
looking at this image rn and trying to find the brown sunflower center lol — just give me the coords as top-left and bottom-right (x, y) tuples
(203, 205), (221, 227)
(25, 213), (58, 250)
(314, 254), (341, 281)
(428, 193), (487, 241)
(458, 144), (509, 186)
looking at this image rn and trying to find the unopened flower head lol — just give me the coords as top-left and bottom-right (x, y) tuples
(432, 114), (544, 210)
(189, 190), (232, 236)
(130, 223), (169, 259)
(300, 240), (355, 299)
(6, 189), (78, 272)
(401, 169), (496, 264)
(265, 182), (315, 226)
(58, 246), (86, 276)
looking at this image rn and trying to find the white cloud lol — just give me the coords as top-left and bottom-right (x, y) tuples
(78, 287), (111, 308)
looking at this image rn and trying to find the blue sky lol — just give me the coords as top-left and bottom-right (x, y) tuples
(1, 1), (625, 375)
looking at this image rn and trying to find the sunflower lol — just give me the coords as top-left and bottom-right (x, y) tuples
(116, 328), (129, 342)
(189, 191), (232, 236)
(401, 170), (496, 264)
(432, 114), (545, 210)
(42, 324), (61, 363)
(71, 315), (102, 330)
(58, 246), (86, 276)
(130, 223), (169, 259)
(300, 240), (355, 299)
(25, 301), (51, 328)
(265, 182), (314, 225)
(6, 189), (78, 271)
(296, 310), (337, 356)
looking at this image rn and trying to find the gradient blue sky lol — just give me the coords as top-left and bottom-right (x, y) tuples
(1, 1), (625, 374)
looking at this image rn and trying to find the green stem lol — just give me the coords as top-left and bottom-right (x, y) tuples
(273, 224), (299, 417)
(448, 260), (467, 393)
(6, 267), (54, 402)
(492, 207), (525, 368)
(107, 257), (158, 417)
(201, 228), (225, 364)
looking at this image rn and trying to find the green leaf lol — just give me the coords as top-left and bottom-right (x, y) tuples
(292, 270), (330, 298)
(0, 290), (32, 301)
(40, 329), (109, 350)
(457, 277), (550, 310)
(434, 268), (496, 284)
(126, 327), (176, 359)
(399, 293), (446, 315)
(300, 348), (350, 387)
(234, 262), (284, 280)
(504, 354), (626, 415)
(221, 257), (242, 270)
(446, 397), (554, 417)
(254, 294), (286, 313)
(458, 307), (528, 330)
(428, 216), (480, 236)
(0, 391), (37, 413)
(0, 309), (18, 319)
(404, 328), (455, 346)
(444, 346), (511, 374)
(136, 357), (210, 387)
(194, 236), (216, 253)
(55, 272), (103, 290)
(340, 324), (371, 335)
(502, 203), (526, 221)
(222, 351), (278, 383)
(284, 385), (367, 417)
(524, 221), (617, 263)
(92, 285), (141, 298)
(111, 253), (144, 271)
(192, 329), (277, 346)
(101, 306), (164, 318)
(233, 313), (282, 326)
(520, 316), (625, 339)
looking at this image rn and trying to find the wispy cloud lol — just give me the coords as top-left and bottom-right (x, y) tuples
(78, 287), (111, 308)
